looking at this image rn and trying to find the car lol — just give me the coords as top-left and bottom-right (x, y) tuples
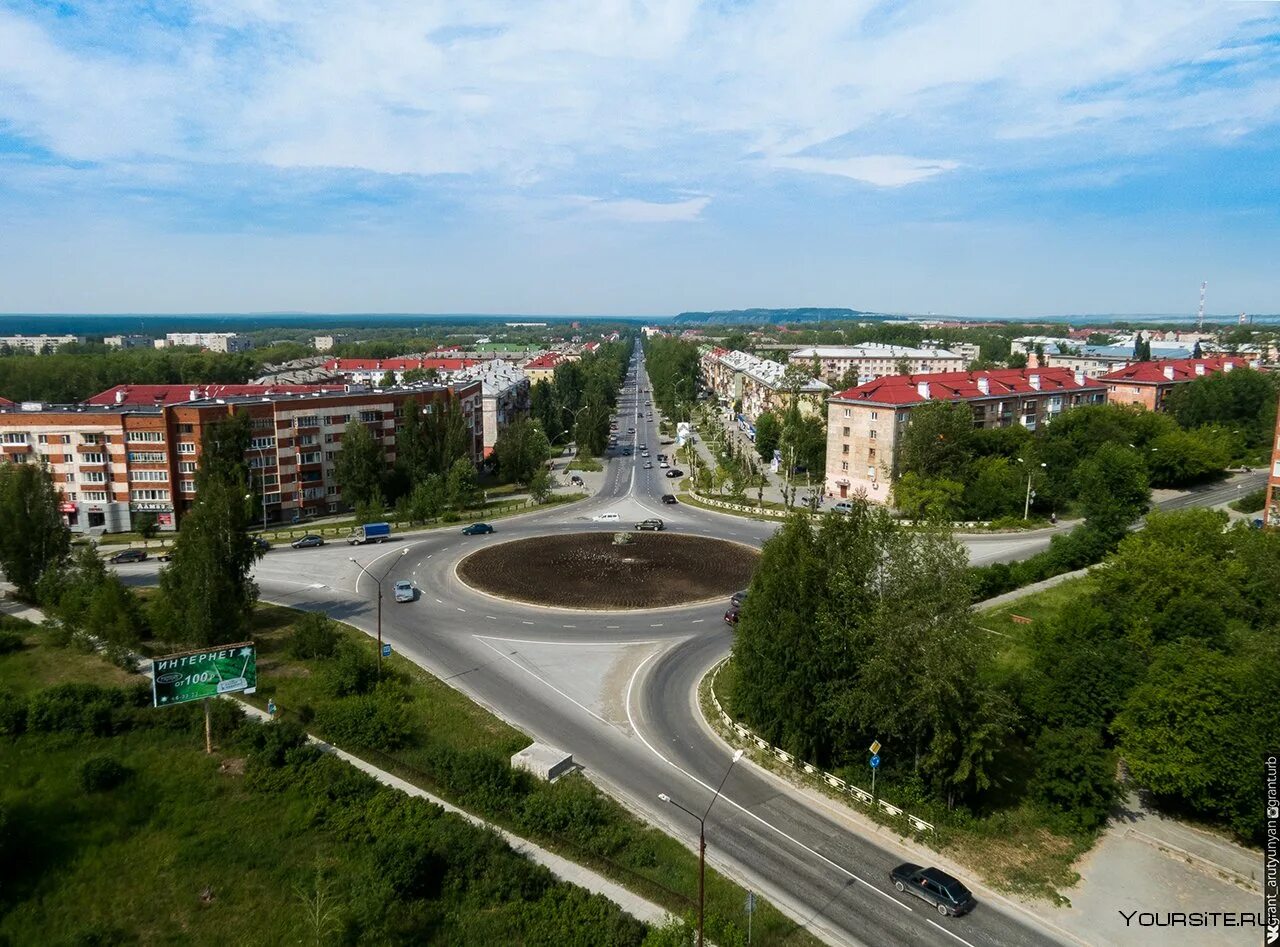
(665, 469), (683, 478)
(635, 518), (664, 531)
(657, 453), (667, 461)
(661, 494), (677, 505)
(291, 534), (325, 549)
(639, 444), (647, 451)
(641, 451), (650, 458)
(253, 537), (271, 553)
(889, 864), (976, 917)
(724, 606), (740, 625)
(461, 523), (494, 535)
(731, 589), (748, 607)
(831, 501), (854, 515)
(659, 461), (669, 469)
(393, 580), (415, 603)
(569, 475), (584, 486)
(592, 512), (620, 522)
(627, 427), (635, 434)
(643, 462), (653, 469)
(108, 548), (148, 564)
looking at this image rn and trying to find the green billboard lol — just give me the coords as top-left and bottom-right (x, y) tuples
(151, 642), (257, 707)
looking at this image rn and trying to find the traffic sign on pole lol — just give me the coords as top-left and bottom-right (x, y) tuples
(381, 643), (392, 658)
(869, 754), (881, 769)
(869, 739), (881, 755)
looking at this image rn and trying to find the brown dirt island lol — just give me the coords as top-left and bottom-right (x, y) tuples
(456, 532), (759, 609)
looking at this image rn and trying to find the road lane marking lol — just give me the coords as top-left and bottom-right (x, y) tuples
(623, 653), (909, 912)
(691, 619), (704, 624)
(473, 636), (611, 726)
(562, 624), (576, 628)
(486, 615), (497, 620)
(606, 625), (620, 629)
(456, 607), (466, 612)
(435, 598), (443, 604)
(926, 919), (977, 947)
(476, 635), (657, 647)
(650, 623), (664, 628)
(522, 620), (535, 625)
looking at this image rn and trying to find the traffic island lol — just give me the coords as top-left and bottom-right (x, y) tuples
(456, 532), (757, 609)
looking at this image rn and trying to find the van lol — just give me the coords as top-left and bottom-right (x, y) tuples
(592, 512), (620, 522)
(831, 501), (853, 515)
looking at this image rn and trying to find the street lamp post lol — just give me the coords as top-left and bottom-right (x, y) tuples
(349, 548), (408, 675)
(1017, 458), (1047, 520)
(658, 749), (744, 947)
(251, 445), (269, 531)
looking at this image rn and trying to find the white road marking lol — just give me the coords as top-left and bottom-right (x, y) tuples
(435, 598), (443, 604)
(606, 625), (620, 629)
(474, 636), (611, 726)
(691, 619), (704, 624)
(926, 919), (977, 947)
(650, 623), (664, 628)
(427, 554), (433, 559)
(562, 624), (576, 628)
(521, 620), (535, 625)
(624, 653), (909, 912)
(475, 635), (657, 647)
(486, 615), (497, 620)
(456, 607), (466, 612)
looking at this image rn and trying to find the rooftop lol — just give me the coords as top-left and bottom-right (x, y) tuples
(1097, 357), (1258, 384)
(832, 367), (1104, 406)
(790, 343), (962, 360)
(86, 383), (346, 407)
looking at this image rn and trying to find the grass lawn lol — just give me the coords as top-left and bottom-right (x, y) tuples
(243, 605), (821, 947)
(566, 455), (603, 473)
(978, 575), (1097, 680)
(0, 616), (136, 696)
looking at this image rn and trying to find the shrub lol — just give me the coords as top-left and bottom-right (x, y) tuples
(1030, 728), (1117, 833)
(315, 692), (412, 751)
(0, 630), (24, 654)
(79, 756), (130, 792)
(0, 688), (27, 736)
(288, 612), (340, 660)
(26, 683), (127, 737)
(321, 642), (379, 698)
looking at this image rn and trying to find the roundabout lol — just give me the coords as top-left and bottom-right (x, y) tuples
(455, 531), (758, 609)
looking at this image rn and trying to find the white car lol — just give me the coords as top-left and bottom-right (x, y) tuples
(393, 580), (415, 603)
(659, 461), (669, 468)
(592, 512), (620, 522)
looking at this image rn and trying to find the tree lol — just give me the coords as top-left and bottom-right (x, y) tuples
(529, 467), (554, 504)
(396, 396), (431, 484)
(335, 421), (386, 510)
(753, 411), (781, 462)
(1074, 443), (1150, 539)
(423, 396), (471, 476)
(1030, 728), (1118, 832)
(199, 410), (252, 485)
(0, 462), (70, 601)
(892, 473), (963, 520)
(962, 456), (1023, 520)
(1164, 366), (1278, 449)
(133, 511), (159, 540)
(446, 458), (480, 510)
(406, 475), (446, 522)
(1145, 427), (1231, 487)
(896, 401), (973, 481)
(492, 418), (552, 485)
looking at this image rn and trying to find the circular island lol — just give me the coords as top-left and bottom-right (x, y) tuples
(457, 532), (758, 610)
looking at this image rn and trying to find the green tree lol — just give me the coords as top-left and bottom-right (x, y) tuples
(0, 462), (70, 601)
(896, 401), (973, 480)
(396, 396), (431, 484)
(406, 475), (446, 522)
(529, 467), (554, 504)
(446, 458), (480, 510)
(961, 456), (1023, 520)
(892, 473), (963, 520)
(1145, 427), (1231, 487)
(1030, 728), (1118, 832)
(1074, 442), (1149, 539)
(492, 418), (552, 485)
(1164, 366), (1278, 449)
(753, 411), (781, 462)
(133, 511), (159, 540)
(423, 395), (471, 476)
(335, 421), (386, 510)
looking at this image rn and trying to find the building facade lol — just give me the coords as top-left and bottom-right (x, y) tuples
(823, 368), (1107, 502)
(103, 334), (152, 349)
(1100, 357), (1261, 411)
(699, 347), (829, 426)
(449, 360), (531, 458)
(0, 334), (83, 353)
(788, 344), (966, 385)
(1267, 393), (1280, 527)
(521, 352), (564, 384)
(159, 332), (254, 353)
(322, 356), (482, 387)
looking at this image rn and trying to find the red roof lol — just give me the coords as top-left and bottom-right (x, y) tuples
(832, 367), (1104, 406)
(522, 352), (565, 370)
(0, 395), (12, 407)
(1097, 357), (1254, 385)
(86, 384), (346, 406)
(323, 357), (479, 372)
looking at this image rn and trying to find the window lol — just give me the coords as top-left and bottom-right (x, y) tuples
(179, 461), (196, 473)
(295, 415), (319, 428)
(177, 442), (196, 455)
(83, 472), (107, 484)
(261, 474), (278, 488)
(324, 433), (339, 443)
(300, 451), (321, 465)
(127, 431), (164, 442)
(81, 434), (98, 445)
(359, 410), (379, 423)
(326, 485), (338, 495)
(842, 408), (850, 418)
(868, 448), (877, 461)
(324, 451), (337, 462)
(62, 453), (73, 463)
(130, 489), (170, 501)
(870, 411), (878, 420)
(128, 451), (166, 463)
(83, 491), (108, 501)
(37, 434), (48, 445)
(251, 418), (273, 431)
(249, 436), (275, 450)
(179, 480), (196, 493)
(61, 434), (71, 444)
(840, 461), (849, 472)
(177, 423), (194, 434)
(297, 434), (317, 446)
(63, 491), (77, 501)
(81, 452), (105, 464)
(65, 473), (76, 483)
(133, 470), (168, 482)
(1, 432), (27, 444)
(869, 430), (877, 440)
(841, 444), (849, 454)
(842, 426), (850, 437)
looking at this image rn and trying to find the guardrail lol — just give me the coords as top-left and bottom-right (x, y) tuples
(708, 659), (934, 834)
(686, 492), (998, 530)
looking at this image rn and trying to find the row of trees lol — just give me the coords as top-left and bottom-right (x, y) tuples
(642, 337), (699, 421)
(529, 340), (630, 458)
(0, 348), (257, 403)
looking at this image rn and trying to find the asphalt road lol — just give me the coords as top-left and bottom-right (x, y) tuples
(113, 350), (1265, 947)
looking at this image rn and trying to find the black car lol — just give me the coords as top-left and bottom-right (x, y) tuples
(291, 534), (325, 549)
(664, 469), (683, 478)
(661, 494), (677, 505)
(723, 606), (740, 625)
(108, 548), (148, 564)
(635, 518), (664, 531)
(730, 589), (748, 608)
(889, 864), (976, 917)
(461, 522), (494, 535)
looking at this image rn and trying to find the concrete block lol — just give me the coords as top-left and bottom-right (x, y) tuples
(511, 742), (577, 782)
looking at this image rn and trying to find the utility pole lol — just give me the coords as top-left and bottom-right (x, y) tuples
(1197, 280), (1207, 331)
(349, 548), (408, 675)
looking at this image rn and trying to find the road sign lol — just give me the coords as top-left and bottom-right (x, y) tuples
(151, 642), (256, 707)
(381, 643), (392, 657)
(869, 740), (881, 755)
(869, 754), (881, 769)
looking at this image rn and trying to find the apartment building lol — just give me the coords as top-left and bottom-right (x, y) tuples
(521, 352), (565, 384)
(788, 344), (966, 385)
(313, 334), (348, 352)
(103, 334), (152, 349)
(448, 360), (530, 458)
(1010, 336), (1075, 357)
(158, 332), (254, 353)
(824, 368), (1107, 502)
(0, 383), (484, 531)
(1267, 394), (1280, 527)
(322, 356), (482, 387)
(699, 348), (829, 426)
(1100, 357), (1261, 411)
(86, 383), (347, 407)
(0, 334), (83, 353)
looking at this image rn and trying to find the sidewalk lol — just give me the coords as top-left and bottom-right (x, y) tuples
(231, 699), (670, 926)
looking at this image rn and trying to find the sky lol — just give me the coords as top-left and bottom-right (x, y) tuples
(0, 0), (1278, 317)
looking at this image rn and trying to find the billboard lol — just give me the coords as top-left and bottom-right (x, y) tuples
(151, 642), (257, 707)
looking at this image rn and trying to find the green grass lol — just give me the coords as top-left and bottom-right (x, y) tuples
(566, 455), (603, 473)
(977, 575), (1096, 680)
(0, 617), (137, 696)
(244, 606), (821, 947)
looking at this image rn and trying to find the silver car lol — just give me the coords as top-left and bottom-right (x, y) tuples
(393, 580), (415, 603)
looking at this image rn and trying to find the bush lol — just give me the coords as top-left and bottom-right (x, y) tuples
(288, 612), (340, 660)
(0, 630), (24, 654)
(1230, 487), (1266, 514)
(1030, 729), (1117, 833)
(315, 691), (413, 751)
(26, 683), (128, 737)
(0, 688), (27, 736)
(79, 756), (131, 792)
(321, 642), (379, 698)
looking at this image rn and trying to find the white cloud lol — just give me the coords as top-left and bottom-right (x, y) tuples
(577, 195), (711, 223)
(770, 155), (959, 187)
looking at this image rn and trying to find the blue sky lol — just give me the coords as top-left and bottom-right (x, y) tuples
(0, 0), (1277, 317)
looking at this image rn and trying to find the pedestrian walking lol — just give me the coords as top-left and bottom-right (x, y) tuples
(267, 698), (277, 719)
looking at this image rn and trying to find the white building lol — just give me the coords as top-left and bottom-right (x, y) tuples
(0, 334), (83, 353)
(158, 332), (254, 353)
(1010, 336), (1076, 357)
(447, 359), (531, 458)
(313, 335), (348, 352)
(103, 334), (152, 349)
(789, 344), (966, 386)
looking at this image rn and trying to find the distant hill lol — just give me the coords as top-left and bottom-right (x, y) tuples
(672, 307), (877, 325)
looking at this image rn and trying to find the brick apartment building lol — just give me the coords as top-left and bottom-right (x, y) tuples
(1100, 356), (1260, 411)
(824, 367), (1107, 501)
(322, 356), (483, 387)
(0, 383), (483, 534)
(699, 347), (830, 428)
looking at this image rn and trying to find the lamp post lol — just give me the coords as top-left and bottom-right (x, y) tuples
(658, 748), (744, 947)
(251, 444), (269, 531)
(1017, 458), (1047, 520)
(349, 547), (408, 675)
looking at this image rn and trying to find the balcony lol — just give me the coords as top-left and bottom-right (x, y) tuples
(1, 442), (31, 454)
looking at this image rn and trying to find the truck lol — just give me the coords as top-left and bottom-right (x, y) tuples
(347, 522), (391, 545)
